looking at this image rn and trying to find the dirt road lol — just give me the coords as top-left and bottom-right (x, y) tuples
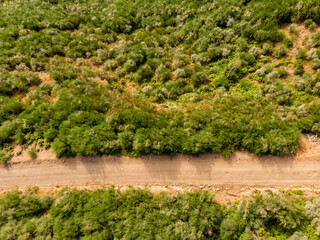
(2, 138), (320, 189)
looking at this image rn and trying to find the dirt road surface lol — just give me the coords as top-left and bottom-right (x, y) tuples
(2, 136), (320, 190)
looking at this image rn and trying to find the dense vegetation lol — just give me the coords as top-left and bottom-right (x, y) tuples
(0, 187), (319, 239)
(2, 0), (320, 161)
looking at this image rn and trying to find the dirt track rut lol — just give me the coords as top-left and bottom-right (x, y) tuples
(2, 148), (320, 188)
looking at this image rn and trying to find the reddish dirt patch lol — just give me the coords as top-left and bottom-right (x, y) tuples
(305, 62), (315, 73)
(48, 95), (57, 103)
(124, 81), (136, 92)
(39, 72), (54, 83)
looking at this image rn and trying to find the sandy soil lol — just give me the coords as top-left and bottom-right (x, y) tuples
(1, 135), (320, 201)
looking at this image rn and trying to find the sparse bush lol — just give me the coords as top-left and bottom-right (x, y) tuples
(103, 59), (118, 70)
(179, 92), (201, 103)
(304, 19), (316, 30)
(90, 56), (103, 66)
(155, 64), (171, 82)
(266, 71), (279, 81)
(311, 58), (320, 70)
(289, 23), (298, 36)
(294, 59), (305, 75)
(255, 64), (273, 77)
(249, 46), (261, 58)
(311, 31), (320, 47)
(277, 67), (288, 77)
(50, 67), (77, 83)
(283, 38), (293, 48)
(307, 48), (318, 59)
(294, 73), (313, 91)
(262, 43), (273, 55)
(174, 68), (187, 79)
(295, 50), (307, 59)
(123, 59), (137, 72)
(191, 71), (209, 87)
(97, 49), (109, 61)
(0, 149), (12, 164)
(273, 45), (288, 58)
(30, 58), (46, 71)
(135, 65), (153, 84)
(28, 148), (37, 159)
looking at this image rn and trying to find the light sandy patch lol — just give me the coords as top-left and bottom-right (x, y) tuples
(39, 72), (54, 83)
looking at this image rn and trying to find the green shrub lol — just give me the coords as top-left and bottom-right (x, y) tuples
(283, 38), (293, 49)
(174, 68), (187, 79)
(90, 56), (103, 66)
(135, 65), (153, 84)
(311, 31), (320, 47)
(295, 50), (307, 59)
(0, 188), (318, 239)
(0, 98), (24, 124)
(293, 73), (313, 91)
(293, 59), (305, 75)
(273, 45), (288, 58)
(103, 59), (118, 71)
(266, 71), (279, 81)
(311, 58), (320, 70)
(236, 38), (248, 52)
(50, 68), (77, 83)
(28, 148), (37, 159)
(191, 72), (209, 87)
(249, 46), (261, 58)
(262, 43), (273, 55)
(277, 67), (288, 77)
(123, 59), (137, 72)
(0, 149), (12, 164)
(215, 74), (229, 89)
(155, 64), (171, 82)
(291, 189), (304, 195)
(289, 23), (298, 36)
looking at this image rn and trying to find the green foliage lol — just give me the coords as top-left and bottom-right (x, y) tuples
(1, 0), (320, 161)
(0, 149), (13, 164)
(156, 64), (172, 82)
(284, 38), (294, 49)
(262, 43), (274, 55)
(311, 58), (320, 70)
(0, 97), (24, 125)
(28, 148), (37, 159)
(311, 32), (320, 48)
(289, 24), (298, 36)
(0, 188), (319, 239)
(49, 67), (77, 83)
(291, 190), (304, 195)
(296, 50), (307, 60)
(135, 64), (153, 84)
(277, 67), (288, 78)
(294, 59), (305, 75)
(273, 45), (288, 58)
